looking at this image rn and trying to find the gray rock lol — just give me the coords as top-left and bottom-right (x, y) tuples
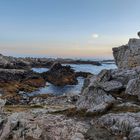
(96, 69), (111, 82)
(85, 126), (118, 140)
(94, 112), (140, 138)
(30, 93), (79, 106)
(129, 127), (140, 140)
(0, 99), (6, 113)
(125, 78), (140, 100)
(0, 111), (90, 140)
(113, 38), (140, 69)
(76, 86), (115, 113)
(99, 80), (123, 92)
(111, 68), (138, 87)
(0, 54), (30, 69)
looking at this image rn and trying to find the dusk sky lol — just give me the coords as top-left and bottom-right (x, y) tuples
(0, 0), (140, 59)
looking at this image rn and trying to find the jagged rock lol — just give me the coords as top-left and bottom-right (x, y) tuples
(85, 125), (120, 140)
(0, 112), (90, 140)
(113, 38), (140, 69)
(111, 68), (138, 87)
(76, 76), (115, 113)
(129, 127), (140, 140)
(76, 65), (140, 114)
(42, 63), (78, 86)
(94, 112), (140, 139)
(96, 69), (112, 82)
(125, 78), (140, 100)
(99, 80), (123, 92)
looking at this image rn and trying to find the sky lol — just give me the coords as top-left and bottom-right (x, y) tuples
(0, 0), (140, 59)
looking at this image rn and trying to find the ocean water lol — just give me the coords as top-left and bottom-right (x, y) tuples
(30, 63), (117, 96)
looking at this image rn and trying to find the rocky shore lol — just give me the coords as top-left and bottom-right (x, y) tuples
(0, 54), (102, 69)
(0, 33), (140, 140)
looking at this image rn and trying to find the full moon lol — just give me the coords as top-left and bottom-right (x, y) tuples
(92, 34), (99, 38)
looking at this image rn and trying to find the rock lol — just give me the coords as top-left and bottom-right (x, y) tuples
(0, 54), (30, 69)
(76, 69), (125, 113)
(111, 69), (138, 87)
(30, 93), (79, 106)
(75, 71), (93, 78)
(76, 64), (140, 114)
(22, 76), (46, 88)
(96, 69), (112, 82)
(99, 80), (123, 92)
(125, 78), (140, 100)
(138, 31), (140, 38)
(85, 125), (120, 140)
(76, 76), (115, 113)
(0, 99), (6, 113)
(42, 63), (78, 86)
(0, 111), (90, 140)
(0, 69), (31, 82)
(129, 127), (140, 140)
(94, 112), (140, 139)
(113, 37), (140, 69)
(77, 88), (115, 113)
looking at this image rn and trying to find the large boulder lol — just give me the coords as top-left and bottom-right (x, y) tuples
(76, 71), (117, 114)
(94, 112), (140, 140)
(42, 63), (78, 86)
(113, 38), (140, 69)
(125, 78), (140, 100)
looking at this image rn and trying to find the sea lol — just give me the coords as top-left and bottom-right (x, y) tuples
(30, 63), (117, 96)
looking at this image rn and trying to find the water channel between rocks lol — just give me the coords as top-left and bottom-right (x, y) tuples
(31, 63), (117, 96)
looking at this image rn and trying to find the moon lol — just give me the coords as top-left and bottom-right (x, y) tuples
(92, 34), (99, 38)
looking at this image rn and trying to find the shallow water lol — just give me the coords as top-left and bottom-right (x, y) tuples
(63, 63), (117, 74)
(31, 63), (117, 96)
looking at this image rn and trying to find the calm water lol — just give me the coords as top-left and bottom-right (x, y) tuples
(31, 63), (117, 96)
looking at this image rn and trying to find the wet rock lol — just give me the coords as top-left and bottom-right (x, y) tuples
(42, 63), (78, 86)
(22, 76), (46, 88)
(113, 37), (140, 69)
(75, 71), (93, 78)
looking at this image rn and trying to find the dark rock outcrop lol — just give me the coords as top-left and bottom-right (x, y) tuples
(42, 63), (78, 86)
(0, 69), (31, 82)
(75, 71), (93, 78)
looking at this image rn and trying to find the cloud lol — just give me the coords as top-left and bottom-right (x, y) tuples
(92, 33), (99, 39)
